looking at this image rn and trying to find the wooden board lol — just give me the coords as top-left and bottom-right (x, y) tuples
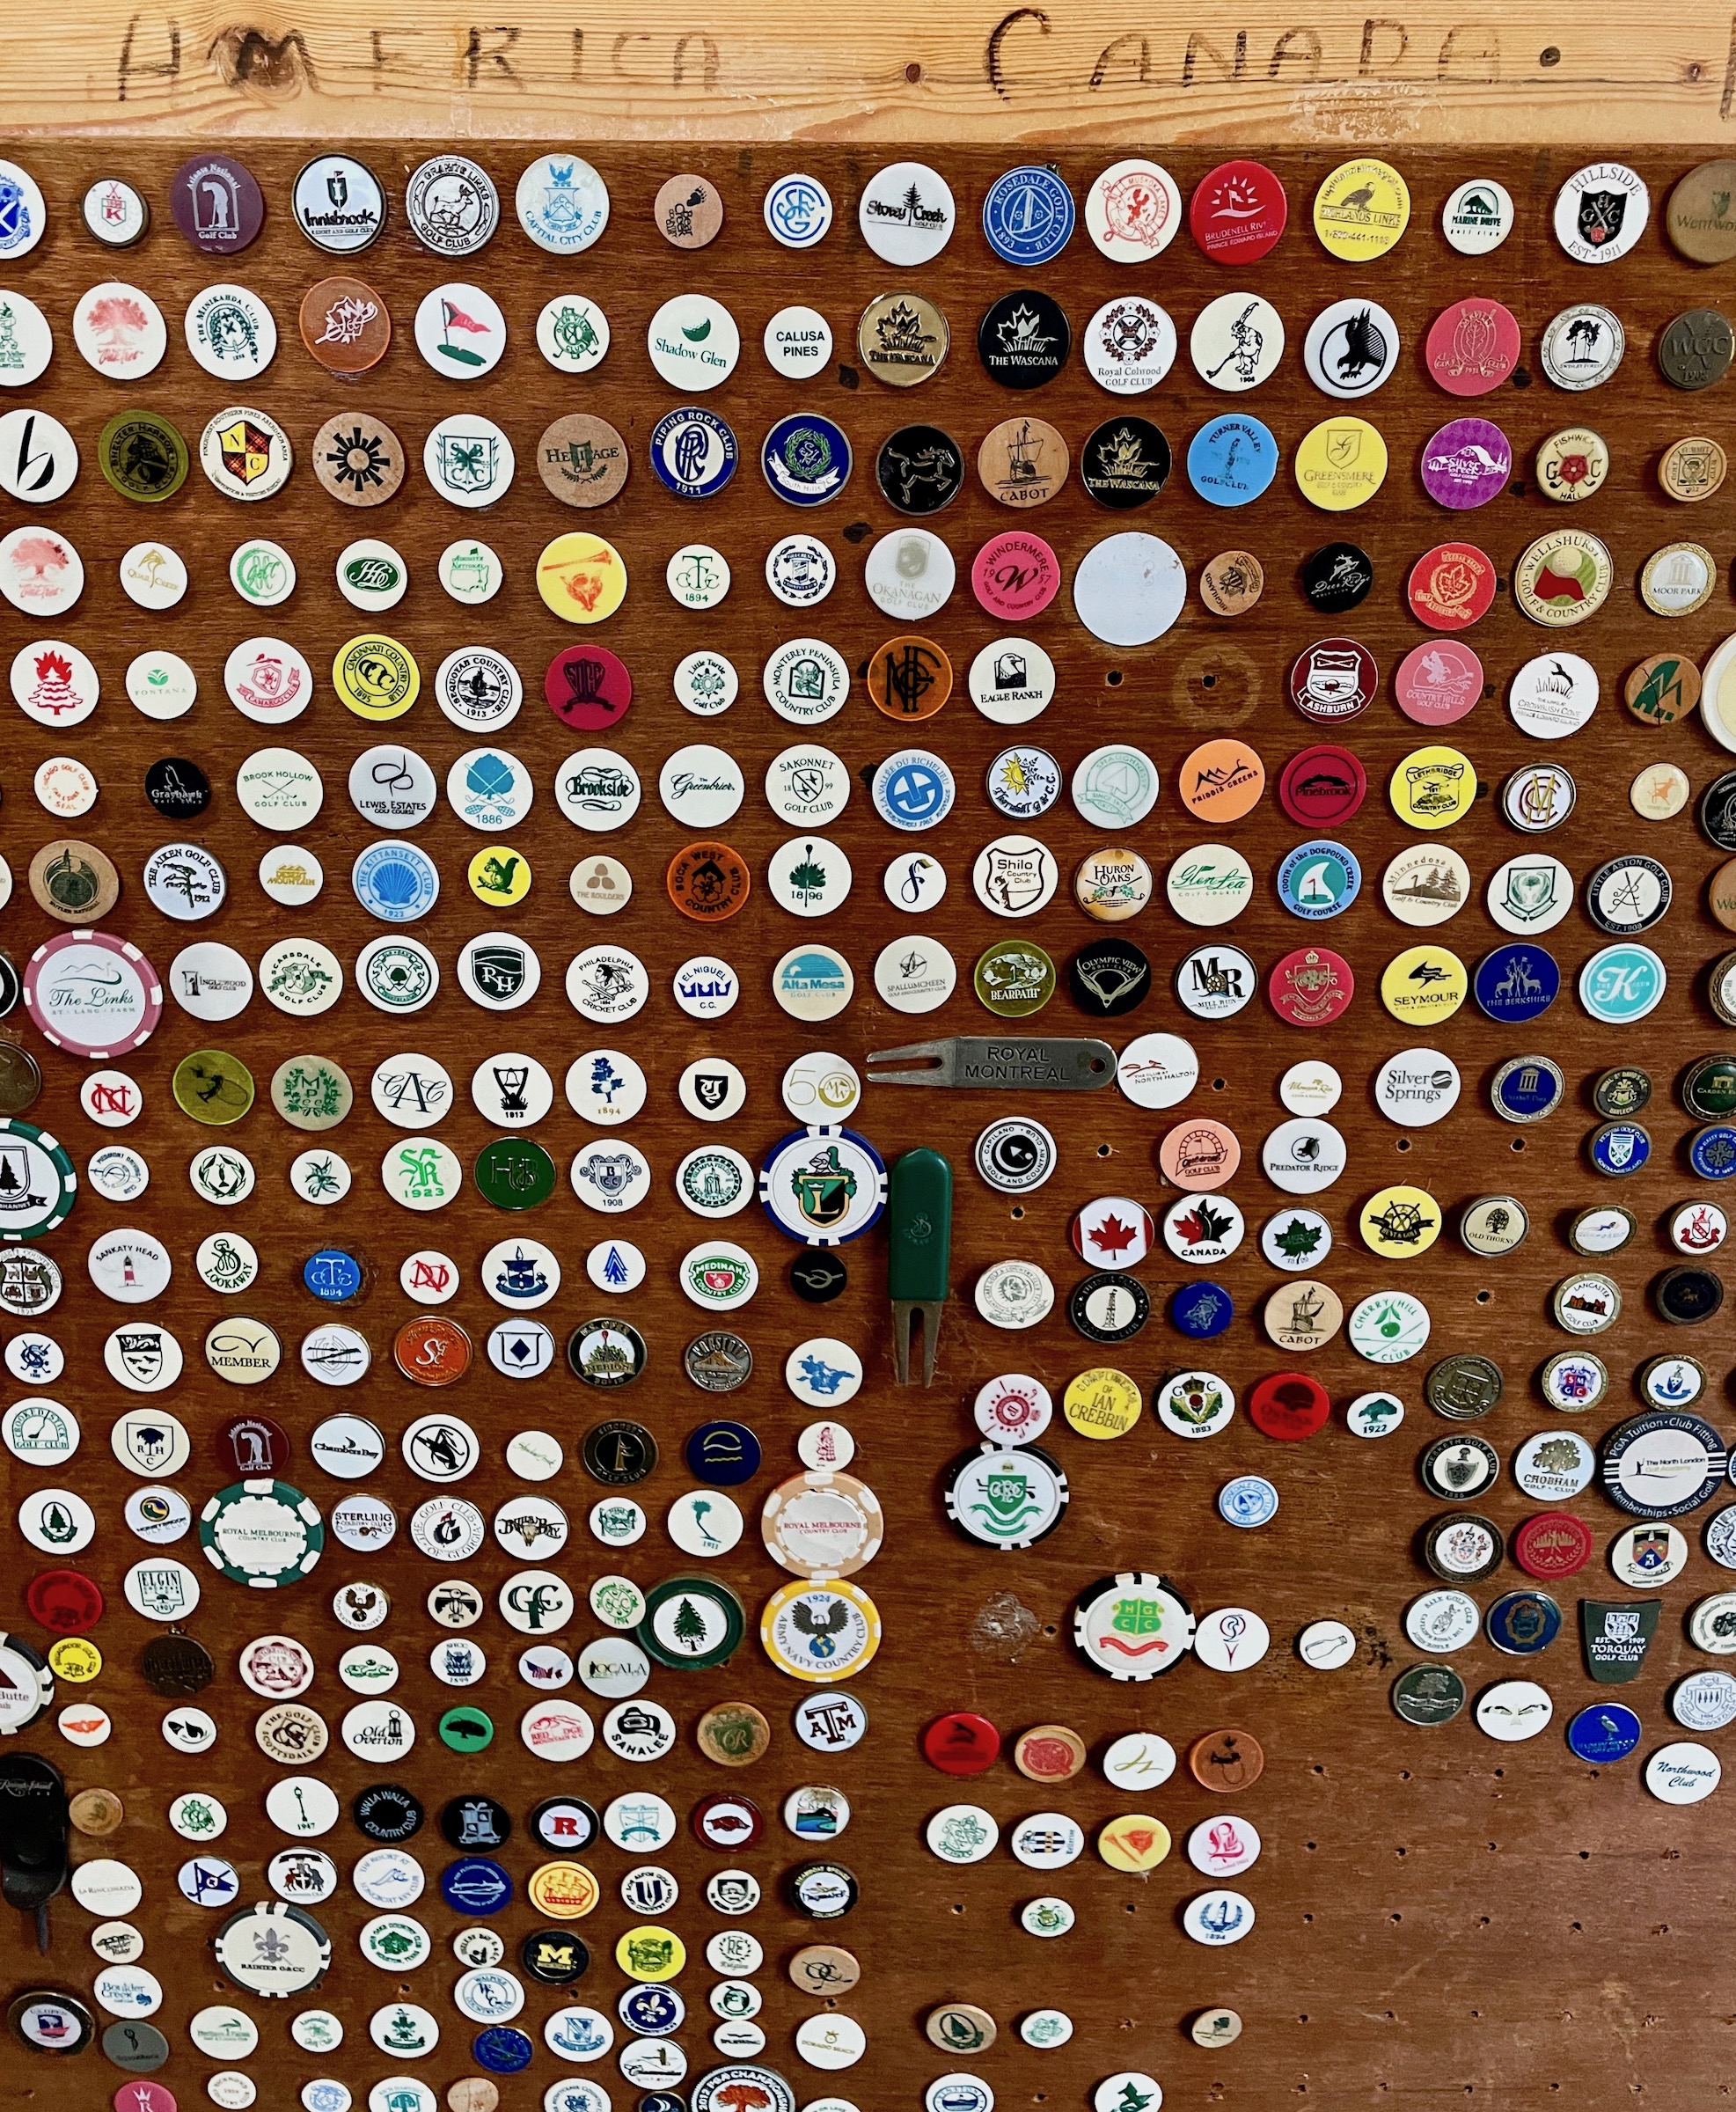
(4, 141), (1736, 2112)
(11, 4), (1736, 146)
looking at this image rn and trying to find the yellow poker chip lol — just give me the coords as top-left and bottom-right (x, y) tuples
(1361, 1184), (1443, 1260)
(527, 1860), (600, 1918)
(48, 1636), (102, 1683)
(538, 530), (627, 623)
(1511, 528), (1613, 627)
(1097, 1814), (1171, 1872)
(1293, 418), (1388, 512)
(616, 1925), (686, 1982)
(1313, 157), (1410, 261)
(1388, 746), (1476, 831)
(760, 1578), (883, 1683)
(332, 632), (419, 721)
(468, 844), (531, 906)
(1380, 944), (1468, 1028)
(1063, 1368), (1142, 1441)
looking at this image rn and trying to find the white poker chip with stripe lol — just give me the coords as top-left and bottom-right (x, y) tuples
(758, 1126), (887, 1245)
(199, 1479), (325, 1586)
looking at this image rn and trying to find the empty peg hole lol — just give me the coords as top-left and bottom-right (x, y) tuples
(1010, 1206), (1024, 1220)
(1476, 1289), (1491, 1303)
(1396, 1138), (1410, 1151)
(1511, 1138), (1526, 1150)
(1105, 670), (1124, 687)
(1539, 43), (1560, 62)
(1096, 1142), (1111, 1156)
(1212, 1076), (1227, 1090)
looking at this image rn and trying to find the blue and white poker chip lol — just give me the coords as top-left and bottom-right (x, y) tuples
(1579, 942), (1666, 1024)
(872, 749), (956, 831)
(758, 1125), (888, 1245)
(1474, 943), (1560, 1023)
(1218, 1475), (1278, 1529)
(1186, 414), (1278, 507)
(1276, 840), (1360, 920)
(1566, 1701), (1641, 1764)
(1689, 1126), (1736, 1180)
(763, 172), (833, 250)
(650, 407), (737, 500)
(473, 2025), (535, 2073)
(352, 840), (439, 923)
(440, 1857), (513, 1914)
(1491, 1055), (1564, 1123)
(304, 1249), (363, 1302)
(982, 165), (1076, 266)
(620, 1983), (685, 2033)
(762, 414), (851, 506)
(1172, 1280), (1234, 1338)
(1588, 1121), (1650, 1177)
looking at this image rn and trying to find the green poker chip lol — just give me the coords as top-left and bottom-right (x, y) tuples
(198, 1478), (325, 1586)
(474, 1136), (557, 1210)
(637, 1573), (746, 1670)
(0, 1118), (77, 1241)
(439, 1705), (495, 1753)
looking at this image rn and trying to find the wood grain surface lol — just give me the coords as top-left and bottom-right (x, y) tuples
(11, 5), (1736, 146)
(4, 142), (1736, 2112)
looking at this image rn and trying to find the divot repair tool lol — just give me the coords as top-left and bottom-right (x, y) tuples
(866, 1038), (1117, 1089)
(889, 1148), (952, 1387)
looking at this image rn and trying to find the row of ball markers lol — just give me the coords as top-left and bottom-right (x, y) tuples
(6, 148), (1722, 273)
(14, 268), (1717, 426)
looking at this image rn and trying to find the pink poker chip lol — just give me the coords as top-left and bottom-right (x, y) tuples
(25, 930), (162, 1058)
(544, 644), (633, 731)
(971, 531), (1060, 621)
(1268, 945), (1354, 1028)
(115, 2085), (176, 2112)
(1394, 640), (1483, 726)
(1420, 417), (1513, 510)
(1189, 159), (1288, 262)
(1424, 297), (1520, 397)
(1405, 543), (1496, 633)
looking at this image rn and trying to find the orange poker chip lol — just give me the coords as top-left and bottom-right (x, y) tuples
(1177, 739), (1265, 823)
(527, 1859), (600, 1918)
(667, 840), (751, 922)
(1158, 1118), (1241, 1192)
(394, 1315), (472, 1387)
(1189, 1726), (1265, 1792)
(298, 275), (392, 376)
(1013, 1723), (1087, 1782)
(867, 634), (952, 721)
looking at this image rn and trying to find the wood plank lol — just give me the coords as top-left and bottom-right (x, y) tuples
(8, 4), (1736, 143)
(4, 137), (1734, 2111)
